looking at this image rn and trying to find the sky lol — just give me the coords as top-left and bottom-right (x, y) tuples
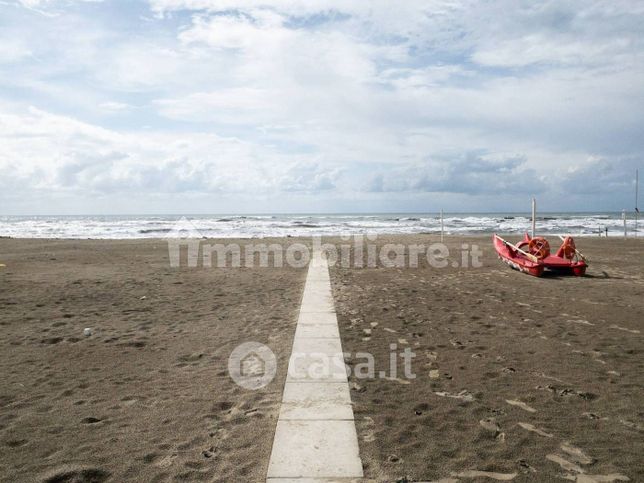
(0, 0), (642, 214)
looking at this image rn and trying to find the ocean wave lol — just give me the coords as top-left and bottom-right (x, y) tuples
(0, 213), (639, 239)
(138, 228), (173, 234)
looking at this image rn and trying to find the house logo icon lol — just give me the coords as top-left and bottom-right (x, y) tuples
(240, 352), (266, 377)
(166, 217), (205, 267)
(228, 342), (277, 390)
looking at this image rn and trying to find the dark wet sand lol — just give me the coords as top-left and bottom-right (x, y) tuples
(331, 235), (643, 482)
(0, 238), (306, 483)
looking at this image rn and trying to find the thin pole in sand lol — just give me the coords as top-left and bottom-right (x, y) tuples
(635, 169), (639, 237)
(623, 209), (627, 238)
(440, 209), (444, 243)
(531, 197), (536, 238)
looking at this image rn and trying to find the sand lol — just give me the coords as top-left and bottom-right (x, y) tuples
(1, 235), (642, 483)
(330, 235), (643, 482)
(0, 238), (306, 482)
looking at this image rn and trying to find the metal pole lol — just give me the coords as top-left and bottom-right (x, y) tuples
(623, 209), (627, 237)
(440, 209), (444, 243)
(531, 197), (536, 238)
(636, 169), (639, 237)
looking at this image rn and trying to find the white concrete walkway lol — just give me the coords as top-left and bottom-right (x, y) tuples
(266, 251), (363, 482)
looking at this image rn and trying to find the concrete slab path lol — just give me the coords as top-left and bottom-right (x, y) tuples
(266, 251), (363, 481)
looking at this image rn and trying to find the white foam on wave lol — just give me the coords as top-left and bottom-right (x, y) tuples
(0, 213), (640, 239)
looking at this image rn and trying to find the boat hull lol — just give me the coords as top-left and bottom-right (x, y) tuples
(497, 254), (545, 277)
(493, 234), (587, 277)
(493, 234), (544, 277)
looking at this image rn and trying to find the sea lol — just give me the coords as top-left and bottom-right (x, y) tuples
(0, 213), (639, 239)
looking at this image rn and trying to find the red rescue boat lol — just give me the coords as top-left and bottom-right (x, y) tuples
(493, 233), (587, 277)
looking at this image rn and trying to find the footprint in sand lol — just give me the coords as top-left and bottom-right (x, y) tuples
(361, 416), (376, 442)
(517, 459), (536, 474)
(154, 453), (178, 468)
(479, 418), (500, 435)
(609, 325), (640, 334)
(582, 412), (607, 421)
(43, 468), (110, 483)
(449, 339), (464, 349)
(567, 319), (595, 326)
(506, 399), (536, 413)
(531, 371), (567, 384)
(518, 422), (553, 438)
(350, 382), (365, 393)
(618, 419), (644, 431)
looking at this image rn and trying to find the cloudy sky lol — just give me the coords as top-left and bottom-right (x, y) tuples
(0, 0), (642, 214)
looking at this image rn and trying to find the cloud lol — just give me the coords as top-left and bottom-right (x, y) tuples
(278, 162), (340, 192)
(13, 0), (103, 16)
(559, 156), (641, 198)
(0, 104), (347, 200)
(0, 0), (642, 213)
(364, 153), (546, 195)
(98, 101), (132, 112)
(0, 39), (32, 63)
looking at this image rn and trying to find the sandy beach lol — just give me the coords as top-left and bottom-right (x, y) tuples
(0, 235), (642, 482)
(331, 235), (643, 482)
(0, 238), (306, 482)
(3, 0), (643, 480)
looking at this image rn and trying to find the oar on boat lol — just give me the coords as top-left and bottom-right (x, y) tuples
(494, 235), (540, 263)
(558, 235), (588, 262)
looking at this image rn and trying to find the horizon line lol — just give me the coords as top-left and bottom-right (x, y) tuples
(0, 210), (634, 217)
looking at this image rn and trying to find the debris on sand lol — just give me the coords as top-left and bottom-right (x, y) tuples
(506, 399), (536, 413)
(574, 474), (630, 482)
(384, 377), (411, 385)
(560, 442), (595, 465)
(518, 422), (553, 438)
(453, 469), (517, 480)
(434, 390), (474, 402)
(546, 454), (584, 474)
